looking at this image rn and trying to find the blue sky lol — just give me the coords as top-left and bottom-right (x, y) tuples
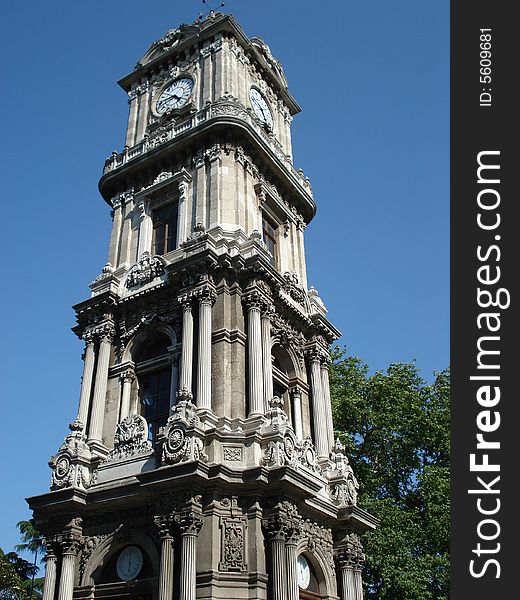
(0, 1), (448, 556)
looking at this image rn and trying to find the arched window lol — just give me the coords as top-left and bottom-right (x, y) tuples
(135, 336), (177, 442)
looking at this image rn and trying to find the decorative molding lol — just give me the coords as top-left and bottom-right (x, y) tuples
(326, 439), (359, 507)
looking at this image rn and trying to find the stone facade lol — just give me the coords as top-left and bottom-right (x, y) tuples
(28, 11), (376, 600)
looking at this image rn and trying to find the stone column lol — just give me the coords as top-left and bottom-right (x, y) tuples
(88, 323), (115, 446)
(285, 532), (300, 600)
(41, 543), (58, 600)
(307, 348), (328, 460)
(264, 525), (287, 600)
(119, 369), (135, 422)
(290, 386), (304, 440)
(137, 200), (152, 258)
(177, 294), (194, 402)
(57, 538), (80, 600)
(108, 195), (123, 267)
(168, 348), (179, 413)
(196, 287), (216, 411)
(261, 305), (274, 412)
(177, 179), (190, 248)
(76, 332), (96, 432)
(125, 87), (140, 147)
(335, 534), (365, 600)
(321, 357), (334, 451)
(155, 516), (175, 600)
(244, 294), (264, 416)
(176, 512), (203, 600)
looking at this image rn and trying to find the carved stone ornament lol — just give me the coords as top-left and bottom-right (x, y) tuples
(92, 262), (115, 284)
(326, 439), (359, 506)
(126, 252), (166, 288)
(261, 398), (321, 474)
(334, 532), (365, 570)
(282, 270), (308, 306)
(158, 401), (208, 465)
(49, 420), (92, 491)
(106, 414), (153, 461)
(220, 517), (247, 572)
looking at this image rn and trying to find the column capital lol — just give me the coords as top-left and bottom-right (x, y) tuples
(154, 514), (176, 539)
(178, 293), (194, 310)
(175, 510), (203, 536)
(94, 322), (116, 344)
(82, 330), (96, 346)
(119, 369), (135, 384)
(193, 285), (217, 306)
(243, 290), (272, 312)
(304, 344), (329, 364)
(334, 533), (365, 570)
(289, 385), (303, 398)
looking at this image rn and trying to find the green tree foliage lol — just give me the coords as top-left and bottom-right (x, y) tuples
(0, 521), (44, 599)
(330, 348), (450, 600)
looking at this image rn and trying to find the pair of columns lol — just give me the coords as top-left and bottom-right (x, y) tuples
(244, 293), (274, 416)
(265, 527), (301, 600)
(177, 286), (216, 410)
(156, 511), (203, 600)
(306, 346), (334, 460)
(42, 536), (81, 600)
(75, 323), (116, 448)
(335, 538), (365, 600)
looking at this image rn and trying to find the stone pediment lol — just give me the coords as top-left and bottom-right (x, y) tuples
(136, 24), (200, 68)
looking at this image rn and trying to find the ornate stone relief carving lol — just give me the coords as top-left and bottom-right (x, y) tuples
(326, 439), (359, 507)
(219, 517), (247, 572)
(49, 420), (92, 491)
(158, 401), (208, 465)
(106, 414), (153, 461)
(126, 252), (166, 288)
(282, 270), (307, 306)
(261, 397), (321, 474)
(334, 532), (365, 570)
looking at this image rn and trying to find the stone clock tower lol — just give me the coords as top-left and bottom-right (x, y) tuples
(28, 11), (376, 600)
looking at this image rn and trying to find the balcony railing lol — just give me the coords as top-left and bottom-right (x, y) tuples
(103, 97), (313, 197)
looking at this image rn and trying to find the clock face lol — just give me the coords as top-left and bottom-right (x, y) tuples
(116, 545), (143, 582)
(297, 554), (311, 589)
(249, 88), (273, 128)
(156, 77), (194, 114)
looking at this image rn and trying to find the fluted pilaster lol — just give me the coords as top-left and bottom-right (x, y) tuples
(290, 386), (303, 440)
(57, 537), (81, 600)
(88, 323), (115, 445)
(261, 305), (274, 412)
(76, 333), (96, 432)
(195, 286), (216, 411)
(155, 516), (175, 600)
(244, 293), (264, 416)
(321, 358), (334, 450)
(307, 347), (328, 459)
(335, 533), (365, 600)
(41, 543), (58, 600)
(285, 532), (301, 600)
(176, 512), (203, 600)
(177, 295), (194, 402)
(119, 369), (135, 422)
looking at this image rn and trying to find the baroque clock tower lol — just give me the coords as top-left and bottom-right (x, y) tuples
(28, 11), (376, 600)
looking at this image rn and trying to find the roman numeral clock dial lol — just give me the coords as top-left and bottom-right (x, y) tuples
(249, 87), (273, 129)
(156, 77), (194, 114)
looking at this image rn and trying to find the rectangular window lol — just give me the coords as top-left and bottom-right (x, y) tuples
(152, 203), (178, 255)
(262, 215), (278, 265)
